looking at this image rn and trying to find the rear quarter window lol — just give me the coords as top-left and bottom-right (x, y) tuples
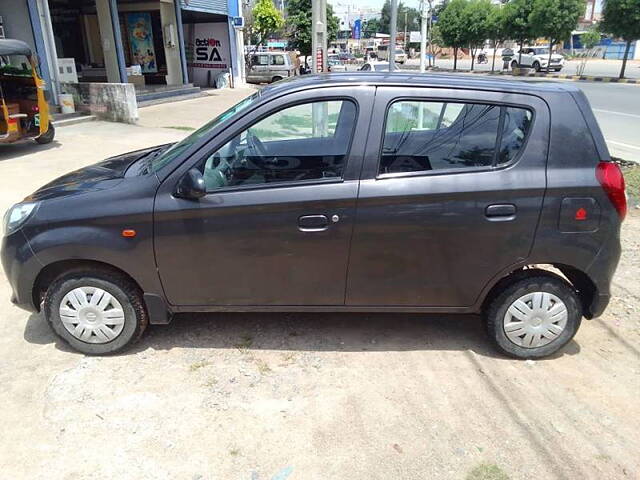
(380, 100), (533, 175)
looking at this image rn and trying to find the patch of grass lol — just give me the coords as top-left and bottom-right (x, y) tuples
(203, 377), (218, 387)
(255, 358), (272, 375)
(466, 463), (510, 480)
(165, 125), (196, 131)
(189, 360), (209, 372)
(235, 334), (253, 350)
(621, 163), (640, 202)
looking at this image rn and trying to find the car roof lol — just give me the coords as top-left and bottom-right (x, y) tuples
(260, 72), (580, 98)
(0, 39), (32, 56)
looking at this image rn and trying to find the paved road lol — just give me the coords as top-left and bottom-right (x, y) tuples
(405, 57), (640, 79)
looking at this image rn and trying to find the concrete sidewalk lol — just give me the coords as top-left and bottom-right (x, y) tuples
(137, 86), (258, 130)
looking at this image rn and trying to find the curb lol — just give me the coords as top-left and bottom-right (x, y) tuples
(416, 67), (640, 84)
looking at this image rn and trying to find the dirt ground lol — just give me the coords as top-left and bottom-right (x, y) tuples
(0, 98), (639, 480)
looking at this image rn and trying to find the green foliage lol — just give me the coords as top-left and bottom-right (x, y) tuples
(601, 0), (640, 41)
(486, 4), (509, 44)
(438, 0), (469, 49)
(530, 0), (583, 44)
(503, 0), (537, 45)
(379, 0), (421, 35)
(465, 0), (493, 50)
(601, 0), (640, 77)
(286, 0), (339, 56)
(363, 18), (382, 38)
(581, 27), (601, 50)
(252, 0), (284, 46)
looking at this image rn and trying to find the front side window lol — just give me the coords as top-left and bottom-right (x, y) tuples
(380, 100), (532, 175)
(199, 100), (357, 191)
(252, 55), (269, 66)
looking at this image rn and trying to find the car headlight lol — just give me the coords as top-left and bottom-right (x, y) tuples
(3, 202), (38, 236)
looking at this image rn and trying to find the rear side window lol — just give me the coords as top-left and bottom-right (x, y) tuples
(271, 55), (285, 66)
(380, 100), (532, 175)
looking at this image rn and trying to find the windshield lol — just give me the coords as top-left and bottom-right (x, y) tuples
(148, 92), (260, 173)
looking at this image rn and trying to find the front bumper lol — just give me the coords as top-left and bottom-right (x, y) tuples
(1, 230), (42, 312)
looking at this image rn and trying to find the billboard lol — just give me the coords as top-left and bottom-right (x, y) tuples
(184, 22), (231, 87)
(353, 19), (361, 40)
(126, 13), (157, 73)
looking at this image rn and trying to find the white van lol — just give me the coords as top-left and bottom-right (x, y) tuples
(376, 45), (407, 64)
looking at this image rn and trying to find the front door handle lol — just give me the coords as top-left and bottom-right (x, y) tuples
(298, 214), (329, 232)
(485, 204), (517, 221)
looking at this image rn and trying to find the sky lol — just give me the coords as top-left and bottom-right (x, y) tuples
(328, 0), (424, 10)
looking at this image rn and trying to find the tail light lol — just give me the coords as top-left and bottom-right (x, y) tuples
(596, 161), (627, 220)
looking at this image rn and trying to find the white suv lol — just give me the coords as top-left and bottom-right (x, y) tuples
(511, 47), (565, 72)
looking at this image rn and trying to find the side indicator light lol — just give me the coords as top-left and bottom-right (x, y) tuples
(575, 208), (587, 221)
(122, 229), (137, 238)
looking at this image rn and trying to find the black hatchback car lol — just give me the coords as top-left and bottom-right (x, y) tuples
(1, 74), (626, 358)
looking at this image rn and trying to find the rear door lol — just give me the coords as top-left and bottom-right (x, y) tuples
(346, 87), (550, 307)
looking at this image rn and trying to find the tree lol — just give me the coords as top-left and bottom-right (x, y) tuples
(503, 0), (538, 65)
(464, 0), (493, 70)
(438, 0), (469, 70)
(601, 0), (640, 78)
(486, 4), (508, 72)
(363, 18), (382, 38)
(380, 1), (420, 37)
(530, 0), (583, 70)
(576, 27), (602, 75)
(251, 0), (284, 48)
(286, 0), (339, 62)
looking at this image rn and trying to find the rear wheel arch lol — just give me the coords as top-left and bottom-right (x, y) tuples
(480, 264), (597, 318)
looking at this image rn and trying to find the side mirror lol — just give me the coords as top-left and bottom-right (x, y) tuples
(174, 168), (206, 199)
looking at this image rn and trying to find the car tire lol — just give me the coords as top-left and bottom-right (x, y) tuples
(485, 271), (582, 359)
(532, 61), (541, 72)
(35, 124), (55, 144)
(271, 76), (283, 83)
(44, 268), (148, 355)
(510, 60), (518, 70)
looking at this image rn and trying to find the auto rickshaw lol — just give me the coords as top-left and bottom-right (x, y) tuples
(0, 39), (54, 145)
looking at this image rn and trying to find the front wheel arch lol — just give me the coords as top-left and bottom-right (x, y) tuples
(33, 259), (144, 312)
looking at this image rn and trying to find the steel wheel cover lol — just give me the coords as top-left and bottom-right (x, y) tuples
(503, 292), (568, 349)
(59, 287), (126, 344)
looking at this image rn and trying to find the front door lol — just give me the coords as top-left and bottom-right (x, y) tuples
(154, 87), (374, 306)
(346, 87), (549, 307)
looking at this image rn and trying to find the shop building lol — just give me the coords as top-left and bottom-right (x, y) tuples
(0, 0), (244, 109)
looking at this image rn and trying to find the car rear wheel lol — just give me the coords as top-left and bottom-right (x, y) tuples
(485, 272), (582, 359)
(271, 76), (283, 83)
(35, 124), (55, 144)
(44, 269), (148, 355)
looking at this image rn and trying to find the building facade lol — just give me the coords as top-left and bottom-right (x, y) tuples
(0, 0), (244, 105)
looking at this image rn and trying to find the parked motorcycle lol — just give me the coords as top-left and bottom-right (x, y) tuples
(477, 52), (488, 64)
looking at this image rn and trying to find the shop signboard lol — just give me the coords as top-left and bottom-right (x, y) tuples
(353, 19), (361, 40)
(126, 13), (158, 73)
(185, 22), (231, 87)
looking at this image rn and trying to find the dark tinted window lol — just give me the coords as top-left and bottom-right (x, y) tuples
(199, 100), (357, 191)
(498, 107), (533, 164)
(380, 100), (531, 175)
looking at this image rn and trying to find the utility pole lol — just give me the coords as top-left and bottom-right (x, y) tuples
(312, 0), (327, 74)
(403, 10), (408, 52)
(419, 0), (427, 72)
(389, 0), (398, 71)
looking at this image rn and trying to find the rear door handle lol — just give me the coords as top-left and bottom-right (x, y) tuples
(485, 204), (517, 221)
(298, 214), (329, 232)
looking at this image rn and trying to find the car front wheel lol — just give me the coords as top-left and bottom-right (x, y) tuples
(532, 61), (541, 72)
(44, 269), (148, 355)
(485, 272), (582, 359)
